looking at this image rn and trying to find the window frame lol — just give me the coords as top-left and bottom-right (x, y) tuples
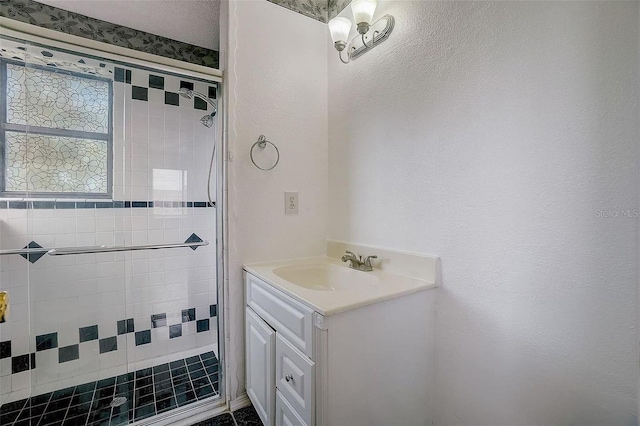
(0, 58), (113, 199)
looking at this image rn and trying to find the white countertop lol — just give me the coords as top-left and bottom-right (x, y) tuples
(244, 256), (437, 316)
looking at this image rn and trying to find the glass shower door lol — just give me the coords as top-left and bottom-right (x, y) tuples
(0, 34), (221, 426)
(1, 37), (133, 425)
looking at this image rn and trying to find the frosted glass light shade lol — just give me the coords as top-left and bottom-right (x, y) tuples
(351, 0), (377, 25)
(328, 17), (352, 43)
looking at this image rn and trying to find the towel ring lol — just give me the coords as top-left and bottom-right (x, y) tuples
(250, 135), (279, 171)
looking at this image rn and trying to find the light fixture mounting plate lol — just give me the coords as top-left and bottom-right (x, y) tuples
(349, 14), (394, 60)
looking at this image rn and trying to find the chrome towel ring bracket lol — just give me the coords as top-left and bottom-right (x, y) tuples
(250, 135), (279, 171)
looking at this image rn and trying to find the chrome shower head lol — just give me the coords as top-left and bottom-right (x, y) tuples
(200, 98), (218, 128)
(200, 113), (215, 128)
(178, 87), (193, 99)
(179, 87), (217, 127)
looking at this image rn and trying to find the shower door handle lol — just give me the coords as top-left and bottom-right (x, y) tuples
(0, 291), (7, 323)
(47, 240), (208, 255)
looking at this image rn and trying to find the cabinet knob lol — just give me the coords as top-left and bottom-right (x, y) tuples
(285, 374), (293, 383)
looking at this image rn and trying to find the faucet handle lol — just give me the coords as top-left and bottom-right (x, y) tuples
(341, 251), (359, 264)
(363, 255), (378, 268)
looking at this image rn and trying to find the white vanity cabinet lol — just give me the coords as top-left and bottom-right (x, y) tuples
(245, 269), (435, 426)
(246, 308), (276, 425)
(246, 272), (316, 426)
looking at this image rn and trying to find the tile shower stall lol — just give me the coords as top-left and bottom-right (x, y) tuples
(0, 35), (222, 425)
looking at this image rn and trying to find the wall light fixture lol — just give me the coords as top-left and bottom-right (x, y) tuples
(328, 0), (394, 64)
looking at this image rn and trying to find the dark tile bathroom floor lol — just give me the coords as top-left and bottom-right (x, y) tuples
(194, 405), (263, 426)
(0, 351), (219, 426)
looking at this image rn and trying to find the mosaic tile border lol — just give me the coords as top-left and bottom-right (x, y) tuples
(0, 0), (219, 69)
(0, 305), (218, 374)
(0, 351), (219, 425)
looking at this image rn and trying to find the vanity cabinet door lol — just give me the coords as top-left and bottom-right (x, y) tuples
(246, 308), (276, 426)
(276, 390), (308, 426)
(276, 334), (315, 426)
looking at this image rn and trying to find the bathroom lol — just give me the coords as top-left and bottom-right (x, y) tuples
(0, 0), (638, 425)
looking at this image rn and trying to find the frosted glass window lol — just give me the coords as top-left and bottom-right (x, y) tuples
(6, 63), (109, 133)
(5, 132), (108, 193)
(1, 60), (112, 197)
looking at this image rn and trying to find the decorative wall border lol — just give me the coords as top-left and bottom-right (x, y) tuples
(328, 0), (352, 20)
(0, 0), (352, 64)
(266, 0), (352, 23)
(267, 0), (328, 23)
(0, 0), (219, 69)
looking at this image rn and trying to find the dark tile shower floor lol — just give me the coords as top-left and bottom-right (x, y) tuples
(0, 351), (219, 426)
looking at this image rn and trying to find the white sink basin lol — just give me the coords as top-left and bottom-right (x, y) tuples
(245, 256), (436, 315)
(273, 263), (379, 291)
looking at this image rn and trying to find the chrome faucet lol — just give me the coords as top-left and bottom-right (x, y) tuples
(341, 251), (378, 272)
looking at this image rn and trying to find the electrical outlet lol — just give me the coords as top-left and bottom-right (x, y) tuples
(285, 192), (298, 215)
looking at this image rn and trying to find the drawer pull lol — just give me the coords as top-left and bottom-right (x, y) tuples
(285, 374), (293, 383)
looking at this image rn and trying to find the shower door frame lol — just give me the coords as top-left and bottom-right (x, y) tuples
(0, 18), (229, 425)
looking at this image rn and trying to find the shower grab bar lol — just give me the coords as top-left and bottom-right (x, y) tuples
(0, 241), (208, 257)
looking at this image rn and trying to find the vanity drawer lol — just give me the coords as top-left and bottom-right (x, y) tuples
(275, 333), (314, 426)
(276, 389), (308, 426)
(246, 272), (314, 357)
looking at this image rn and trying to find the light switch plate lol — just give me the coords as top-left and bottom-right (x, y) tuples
(285, 192), (298, 215)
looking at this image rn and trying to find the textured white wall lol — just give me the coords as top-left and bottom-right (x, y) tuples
(226, 0), (328, 401)
(37, 0), (221, 50)
(328, 1), (638, 424)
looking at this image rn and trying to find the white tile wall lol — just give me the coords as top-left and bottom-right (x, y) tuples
(0, 64), (219, 403)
